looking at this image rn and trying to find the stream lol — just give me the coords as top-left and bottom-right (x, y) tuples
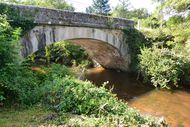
(85, 67), (190, 127)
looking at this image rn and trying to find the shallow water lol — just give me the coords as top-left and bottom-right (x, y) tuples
(85, 67), (190, 127)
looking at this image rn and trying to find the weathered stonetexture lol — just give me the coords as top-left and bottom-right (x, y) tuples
(1, 3), (134, 29)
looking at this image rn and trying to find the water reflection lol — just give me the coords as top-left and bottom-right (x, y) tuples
(85, 67), (190, 127)
(85, 67), (154, 100)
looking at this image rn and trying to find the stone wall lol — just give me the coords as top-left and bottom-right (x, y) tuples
(1, 3), (134, 29)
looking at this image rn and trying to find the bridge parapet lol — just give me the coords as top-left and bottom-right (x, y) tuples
(0, 3), (134, 29)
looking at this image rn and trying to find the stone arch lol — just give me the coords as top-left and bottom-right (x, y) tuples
(21, 26), (130, 71)
(67, 38), (127, 70)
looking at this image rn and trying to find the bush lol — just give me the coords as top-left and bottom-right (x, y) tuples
(29, 41), (91, 67)
(139, 20), (190, 89)
(44, 64), (73, 79)
(0, 14), (21, 101)
(166, 16), (185, 27)
(139, 47), (190, 89)
(12, 67), (42, 105)
(41, 77), (167, 126)
(123, 28), (151, 72)
(0, 17), (75, 105)
(16, 64), (72, 105)
(0, 14), (44, 105)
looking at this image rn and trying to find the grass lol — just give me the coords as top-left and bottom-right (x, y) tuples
(0, 106), (52, 127)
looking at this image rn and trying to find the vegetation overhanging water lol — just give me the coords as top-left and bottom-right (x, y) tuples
(85, 67), (190, 127)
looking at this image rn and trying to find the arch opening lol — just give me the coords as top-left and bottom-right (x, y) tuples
(26, 38), (127, 71)
(67, 38), (127, 70)
(21, 26), (130, 71)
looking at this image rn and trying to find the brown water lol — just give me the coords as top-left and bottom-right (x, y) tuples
(85, 67), (190, 127)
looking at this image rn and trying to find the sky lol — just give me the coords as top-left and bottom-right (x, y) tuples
(65, 0), (156, 13)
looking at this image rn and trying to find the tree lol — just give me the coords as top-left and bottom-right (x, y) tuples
(166, 15), (185, 27)
(86, 6), (95, 14)
(163, 0), (190, 13)
(130, 8), (149, 19)
(112, 0), (149, 20)
(1, 0), (75, 11)
(112, 0), (131, 18)
(0, 15), (21, 69)
(86, 0), (111, 15)
(152, 0), (190, 14)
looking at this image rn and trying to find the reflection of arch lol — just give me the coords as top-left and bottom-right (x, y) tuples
(21, 26), (130, 71)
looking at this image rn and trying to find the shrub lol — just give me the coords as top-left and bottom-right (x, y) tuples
(41, 77), (167, 126)
(44, 64), (73, 80)
(12, 67), (42, 105)
(29, 41), (91, 67)
(123, 28), (151, 72)
(0, 14), (21, 101)
(139, 21), (190, 88)
(139, 47), (190, 89)
(0, 14), (44, 105)
(1, 65), (44, 105)
(16, 64), (72, 105)
(166, 16), (185, 27)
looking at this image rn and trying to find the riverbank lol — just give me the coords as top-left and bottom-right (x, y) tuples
(85, 67), (190, 127)
(0, 65), (168, 127)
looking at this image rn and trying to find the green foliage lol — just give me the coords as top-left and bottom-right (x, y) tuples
(0, 15), (40, 104)
(17, 64), (72, 105)
(86, 0), (111, 15)
(112, 0), (149, 20)
(1, 62), (72, 105)
(111, 0), (150, 24)
(123, 28), (151, 72)
(163, 0), (190, 13)
(42, 77), (167, 126)
(29, 41), (91, 67)
(112, 0), (131, 18)
(44, 64), (73, 79)
(0, 14), (21, 101)
(166, 16), (185, 27)
(138, 13), (190, 88)
(0, 14), (21, 68)
(141, 28), (175, 48)
(48, 113), (166, 127)
(139, 15), (165, 29)
(139, 47), (190, 89)
(11, 67), (42, 105)
(139, 47), (175, 88)
(1, 65), (41, 104)
(0, 17), (72, 104)
(1, 0), (75, 11)
(167, 22), (190, 44)
(0, 3), (36, 34)
(0, 6), (168, 126)
(138, 11), (190, 88)
(105, 17), (114, 28)
(131, 8), (149, 19)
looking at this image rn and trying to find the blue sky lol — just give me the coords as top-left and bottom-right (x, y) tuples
(65, 0), (156, 13)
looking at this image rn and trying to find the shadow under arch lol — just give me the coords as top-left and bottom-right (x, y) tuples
(66, 38), (128, 71)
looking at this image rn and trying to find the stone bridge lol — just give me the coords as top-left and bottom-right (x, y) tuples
(1, 4), (134, 71)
